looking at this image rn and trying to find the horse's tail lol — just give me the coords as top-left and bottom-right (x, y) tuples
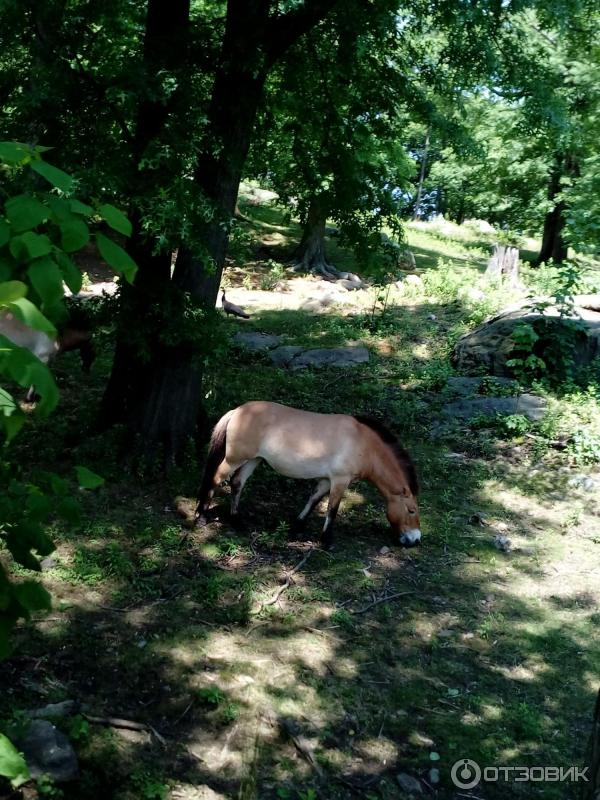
(196, 408), (236, 517)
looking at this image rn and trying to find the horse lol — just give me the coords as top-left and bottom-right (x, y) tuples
(0, 310), (95, 400)
(195, 401), (421, 549)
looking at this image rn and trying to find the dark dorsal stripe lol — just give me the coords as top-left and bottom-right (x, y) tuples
(354, 415), (419, 496)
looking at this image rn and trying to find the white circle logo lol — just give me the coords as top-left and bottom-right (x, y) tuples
(451, 758), (482, 789)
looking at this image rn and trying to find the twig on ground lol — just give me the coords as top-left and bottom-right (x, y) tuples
(350, 591), (413, 615)
(252, 549), (315, 614)
(172, 700), (194, 727)
(83, 714), (166, 745)
(279, 718), (323, 778)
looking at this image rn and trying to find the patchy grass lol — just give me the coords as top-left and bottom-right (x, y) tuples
(2, 209), (600, 800)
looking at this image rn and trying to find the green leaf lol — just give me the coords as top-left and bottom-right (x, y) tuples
(0, 733), (30, 788)
(1, 411), (26, 443)
(31, 160), (74, 193)
(7, 297), (56, 335)
(0, 141), (31, 165)
(69, 199), (93, 216)
(5, 195), (48, 232)
(0, 387), (17, 416)
(47, 195), (74, 223)
(55, 251), (82, 294)
(75, 465), (105, 489)
(0, 281), (27, 306)
(98, 203), (132, 237)
(0, 258), (14, 281)
(96, 233), (137, 282)
(60, 219), (90, 253)
(9, 231), (53, 262)
(0, 220), (10, 248)
(27, 257), (65, 309)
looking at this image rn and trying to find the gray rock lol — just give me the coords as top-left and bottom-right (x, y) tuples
(441, 394), (547, 422)
(15, 719), (78, 782)
(493, 534), (512, 553)
(446, 376), (518, 396)
(290, 347), (369, 370)
(337, 279), (363, 291)
(396, 772), (423, 794)
(269, 346), (304, 367)
(28, 701), (77, 720)
(233, 332), (283, 351)
(40, 557), (58, 572)
(428, 768), (440, 785)
(453, 296), (600, 376)
(404, 274), (424, 288)
(568, 474), (598, 492)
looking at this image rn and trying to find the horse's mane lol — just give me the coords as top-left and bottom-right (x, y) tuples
(354, 415), (419, 495)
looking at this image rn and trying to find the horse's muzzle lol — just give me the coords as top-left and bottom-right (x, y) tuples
(399, 529), (421, 547)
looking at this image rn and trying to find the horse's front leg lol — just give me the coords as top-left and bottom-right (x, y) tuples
(321, 479), (350, 550)
(290, 479), (330, 539)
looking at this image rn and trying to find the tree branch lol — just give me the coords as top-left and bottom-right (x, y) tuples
(264, 0), (341, 67)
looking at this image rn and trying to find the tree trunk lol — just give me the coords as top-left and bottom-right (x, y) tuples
(536, 154), (571, 266)
(583, 688), (600, 799)
(411, 127), (430, 221)
(294, 195), (334, 276)
(486, 243), (521, 287)
(100, 0), (340, 462)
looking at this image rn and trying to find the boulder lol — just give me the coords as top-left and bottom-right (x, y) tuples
(289, 347), (369, 370)
(233, 332), (283, 351)
(452, 296), (600, 377)
(269, 345), (304, 367)
(15, 719), (78, 782)
(442, 394), (547, 422)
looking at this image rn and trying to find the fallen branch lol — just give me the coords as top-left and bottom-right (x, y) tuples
(350, 591), (412, 615)
(252, 549), (315, 614)
(83, 714), (166, 745)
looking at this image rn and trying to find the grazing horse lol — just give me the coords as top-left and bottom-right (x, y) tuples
(195, 401), (421, 549)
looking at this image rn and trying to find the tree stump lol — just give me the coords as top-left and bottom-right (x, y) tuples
(583, 688), (600, 799)
(486, 243), (521, 287)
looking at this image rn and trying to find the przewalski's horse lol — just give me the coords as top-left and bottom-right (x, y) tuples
(195, 401), (421, 549)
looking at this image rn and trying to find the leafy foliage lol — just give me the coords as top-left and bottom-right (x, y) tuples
(0, 144), (134, 659)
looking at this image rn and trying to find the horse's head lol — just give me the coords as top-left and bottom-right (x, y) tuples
(386, 486), (421, 547)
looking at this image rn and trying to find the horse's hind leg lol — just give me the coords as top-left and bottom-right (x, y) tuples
(290, 479), (330, 539)
(230, 458), (260, 518)
(321, 479), (350, 550)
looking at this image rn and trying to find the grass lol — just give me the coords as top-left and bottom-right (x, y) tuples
(1, 205), (600, 800)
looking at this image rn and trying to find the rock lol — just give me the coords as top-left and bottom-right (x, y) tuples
(428, 768), (440, 785)
(453, 296), (600, 376)
(396, 773), (423, 794)
(40, 557), (58, 572)
(404, 274), (424, 288)
(446, 375), (518, 396)
(568, 474), (597, 493)
(469, 513), (489, 527)
(457, 286), (486, 303)
(233, 332), (283, 351)
(493, 534), (512, 553)
(289, 347), (370, 370)
(427, 313), (437, 321)
(441, 394), (547, 422)
(28, 701), (77, 720)
(269, 345), (304, 367)
(15, 719), (78, 782)
(379, 546), (391, 555)
(338, 279), (363, 291)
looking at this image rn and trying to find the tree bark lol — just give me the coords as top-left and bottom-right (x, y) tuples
(411, 127), (430, 221)
(485, 243), (521, 287)
(535, 154), (573, 266)
(583, 688), (600, 799)
(294, 195), (333, 275)
(100, 0), (340, 462)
